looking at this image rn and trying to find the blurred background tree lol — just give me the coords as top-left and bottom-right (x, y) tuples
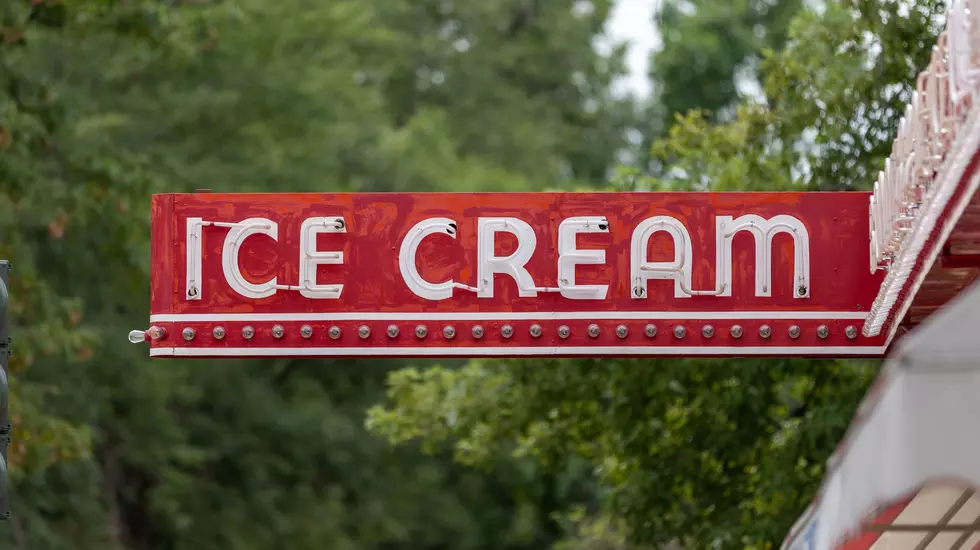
(369, 0), (947, 549)
(0, 0), (949, 549)
(642, 0), (802, 149)
(2, 0), (627, 548)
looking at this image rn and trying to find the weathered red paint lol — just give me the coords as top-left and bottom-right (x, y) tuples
(833, 497), (912, 550)
(151, 193), (176, 317)
(147, 192), (887, 357)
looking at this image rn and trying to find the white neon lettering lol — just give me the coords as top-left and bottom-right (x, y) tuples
(191, 212), (812, 303)
(185, 217), (203, 300)
(222, 217), (279, 299)
(399, 217), (459, 301)
(298, 217), (345, 299)
(716, 214), (810, 298)
(557, 216), (608, 300)
(630, 216), (694, 299)
(477, 217), (539, 298)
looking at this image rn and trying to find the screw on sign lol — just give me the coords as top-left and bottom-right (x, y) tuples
(133, 192), (890, 358)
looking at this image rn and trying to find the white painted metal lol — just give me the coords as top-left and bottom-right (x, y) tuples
(785, 280), (980, 550)
(865, 0), (980, 337)
(149, 311), (870, 323)
(150, 345), (887, 357)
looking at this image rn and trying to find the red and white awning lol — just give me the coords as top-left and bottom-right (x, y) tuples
(864, 0), (980, 343)
(785, 2), (980, 548)
(784, 279), (980, 550)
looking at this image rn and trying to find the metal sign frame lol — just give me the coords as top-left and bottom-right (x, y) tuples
(139, 191), (887, 358)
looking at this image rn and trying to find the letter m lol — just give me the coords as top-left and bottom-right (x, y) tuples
(715, 215), (810, 298)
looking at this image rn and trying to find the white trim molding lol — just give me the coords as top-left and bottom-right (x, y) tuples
(864, 0), (980, 338)
(150, 345), (887, 358)
(149, 311), (871, 323)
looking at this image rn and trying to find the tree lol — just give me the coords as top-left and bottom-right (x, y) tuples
(629, 0), (803, 180)
(2, 0), (635, 548)
(368, 1), (947, 548)
(650, 0), (802, 130)
(0, 0), (194, 493)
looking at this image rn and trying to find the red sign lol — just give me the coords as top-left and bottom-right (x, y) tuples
(145, 192), (887, 358)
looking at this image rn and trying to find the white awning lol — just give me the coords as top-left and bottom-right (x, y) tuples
(783, 281), (980, 550)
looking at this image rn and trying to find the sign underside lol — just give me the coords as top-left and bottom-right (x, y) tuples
(147, 192), (887, 358)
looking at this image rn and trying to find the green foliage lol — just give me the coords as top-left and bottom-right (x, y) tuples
(2, 0), (633, 548)
(3, 0), (951, 547)
(369, 1), (947, 549)
(1, 0), (199, 480)
(651, 0), (801, 127)
(652, 0), (946, 191)
(370, 358), (876, 548)
(552, 506), (653, 550)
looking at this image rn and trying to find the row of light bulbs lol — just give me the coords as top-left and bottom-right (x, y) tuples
(139, 322), (862, 342)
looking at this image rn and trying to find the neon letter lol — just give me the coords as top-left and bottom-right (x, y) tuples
(477, 218), (539, 298)
(557, 216), (608, 300)
(716, 215), (810, 298)
(630, 216), (693, 299)
(399, 217), (458, 301)
(222, 217), (278, 299)
(185, 217), (203, 300)
(299, 217), (345, 299)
